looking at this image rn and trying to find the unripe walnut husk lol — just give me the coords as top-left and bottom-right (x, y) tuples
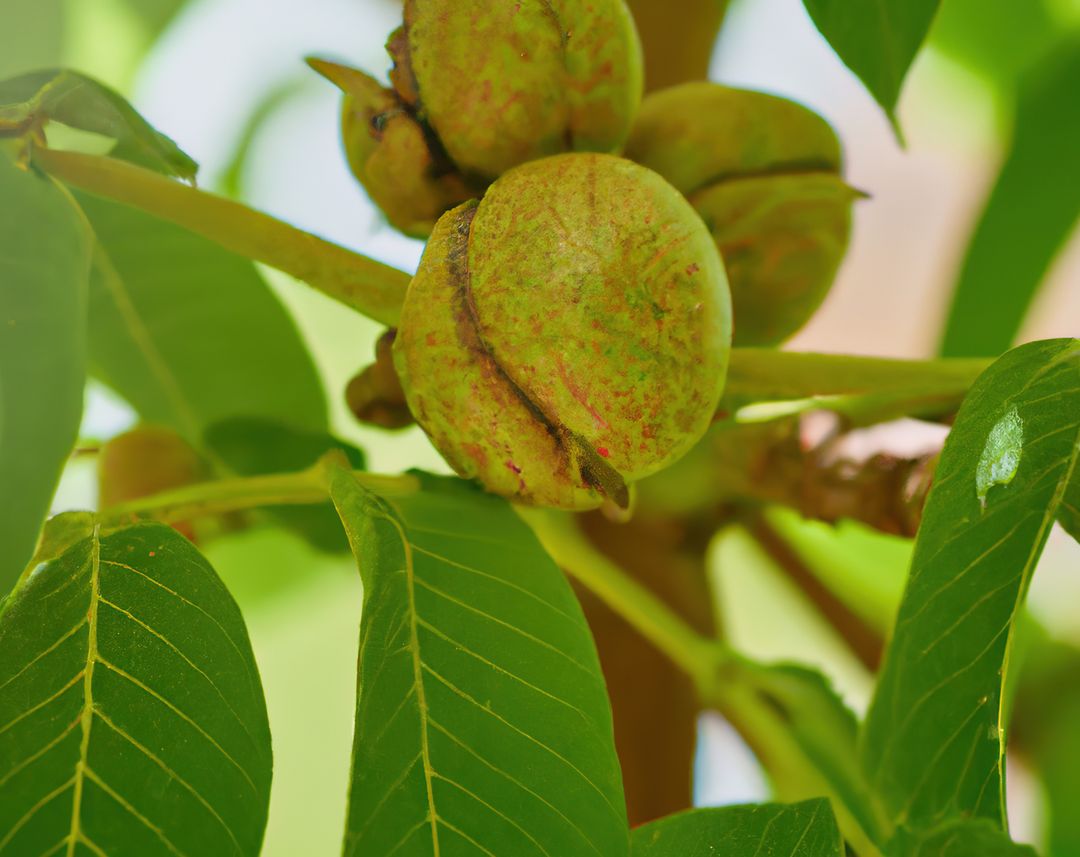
(625, 82), (859, 346)
(393, 153), (732, 510)
(311, 0), (643, 237)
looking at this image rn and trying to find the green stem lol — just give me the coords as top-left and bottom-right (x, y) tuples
(32, 147), (412, 326)
(724, 348), (991, 407)
(519, 508), (722, 693)
(522, 507), (888, 856)
(98, 461), (418, 530)
(31, 149), (992, 415)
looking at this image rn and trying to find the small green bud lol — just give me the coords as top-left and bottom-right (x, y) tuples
(345, 330), (414, 430)
(625, 82), (858, 346)
(393, 153), (731, 510)
(312, 0), (643, 237)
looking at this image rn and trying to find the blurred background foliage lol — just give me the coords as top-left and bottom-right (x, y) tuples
(4, 0), (1077, 853)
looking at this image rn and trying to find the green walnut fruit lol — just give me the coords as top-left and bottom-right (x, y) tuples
(625, 81), (859, 346)
(393, 153), (731, 510)
(312, 0), (643, 237)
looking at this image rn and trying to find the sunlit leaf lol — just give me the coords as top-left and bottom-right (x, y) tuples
(330, 472), (629, 857)
(0, 69), (196, 180)
(72, 191), (328, 440)
(861, 338), (1080, 830)
(631, 799), (842, 856)
(802, 0), (940, 130)
(0, 152), (90, 593)
(0, 523), (272, 855)
(939, 43), (1080, 357)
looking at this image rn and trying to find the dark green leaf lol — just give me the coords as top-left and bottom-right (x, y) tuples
(73, 191), (328, 440)
(330, 472), (628, 857)
(0, 523), (272, 855)
(939, 43), (1080, 358)
(631, 799), (842, 857)
(0, 70), (196, 180)
(861, 338), (1080, 830)
(891, 818), (1038, 857)
(205, 417), (364, 552)
(0, 152), (90, 593)
(802, 0), (940, 128)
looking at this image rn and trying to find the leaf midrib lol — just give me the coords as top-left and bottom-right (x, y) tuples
(65, 523), (100, 857)
(379, 507), (441, 856)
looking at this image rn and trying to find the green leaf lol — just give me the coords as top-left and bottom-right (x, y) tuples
(720, 661), (887, 853)
(72, 190), (328, 439)
(205, 417), (364, 552)
(928, 0), (1063, 93)
(891, 818), (1038, 857)
(0, 152), (90, 593)
(939, 42), (1080, 358)
(631, 799), (843, 857)
(330, 472), (629, 857)
(861, 338), (1080, 830)
(802, 0), (940, 130)
(0, 69), (196, 180)
(0, 523), (272, 855)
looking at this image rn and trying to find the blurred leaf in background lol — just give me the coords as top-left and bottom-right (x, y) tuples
(801, 0), (940, 133)
(0, 152), (90, 592)
(938, 39), (1080, 358)
(77, 191), (329, 441)
(0, 0), (193, 88)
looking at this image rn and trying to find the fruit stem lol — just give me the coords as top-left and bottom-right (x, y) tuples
(522, 507), (888, 857)
(724, 348), (991, 406)
(520, 508), (721, 693)
(32, 147), (412, 326)
(97, 458), (418, 530)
